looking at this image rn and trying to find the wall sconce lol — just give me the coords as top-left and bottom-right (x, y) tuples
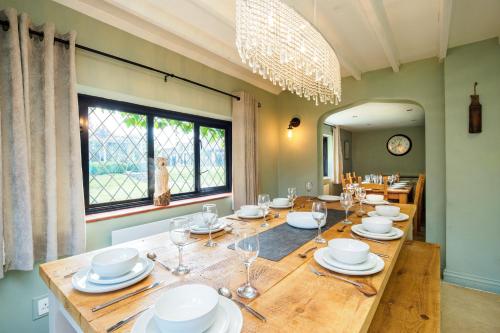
(287, 117), (301, 138)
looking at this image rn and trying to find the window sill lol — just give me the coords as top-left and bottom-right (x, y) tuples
(85, 192), (232, 223)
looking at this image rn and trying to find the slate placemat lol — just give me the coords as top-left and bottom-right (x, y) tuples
(228, 209), (349, 261)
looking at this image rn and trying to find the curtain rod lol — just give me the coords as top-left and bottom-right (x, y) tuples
(0, 20), (241, 101)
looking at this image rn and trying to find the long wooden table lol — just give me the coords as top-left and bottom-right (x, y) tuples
(365, 186), (413, 204)
(40, 198), (416, 333)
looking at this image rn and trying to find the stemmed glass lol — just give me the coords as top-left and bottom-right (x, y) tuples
(287, 187), (297, 211)
(235, 228), (260, 299)
(311, 201), (327, 243)
(340, 192), (353, 225)
(258, 194), (270, 228)
(202, 204), (218, 247)
(169, 217), (191, 275)
(305, 181), (313, 201)
(355, 187), (366, 216)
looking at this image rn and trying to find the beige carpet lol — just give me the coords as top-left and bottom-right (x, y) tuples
(442, 282), (500, 332)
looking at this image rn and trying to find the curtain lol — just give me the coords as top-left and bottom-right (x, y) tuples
(232, 91), (259, 210)
(332, 125), (343, 184)
(0, 9), (85, 278)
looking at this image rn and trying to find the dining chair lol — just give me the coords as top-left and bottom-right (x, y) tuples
(413, 174), (426, 233)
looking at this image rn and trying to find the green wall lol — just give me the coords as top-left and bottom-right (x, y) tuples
(276, 59), (446, 262)
(443, 38), (500, 293)
(0, 0), (279, 331)
(352, 126), (425, 177)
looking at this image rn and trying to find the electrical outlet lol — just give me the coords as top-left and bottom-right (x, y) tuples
(32, 295), (49, 320)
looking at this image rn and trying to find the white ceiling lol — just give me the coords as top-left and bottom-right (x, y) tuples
(54, 0), (500, 94)
(324, 102), (425, 131)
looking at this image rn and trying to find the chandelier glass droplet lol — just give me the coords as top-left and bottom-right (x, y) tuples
(236, 0), (341, 105)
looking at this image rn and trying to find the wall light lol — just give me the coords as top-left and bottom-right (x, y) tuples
(287, 117), (301, 139)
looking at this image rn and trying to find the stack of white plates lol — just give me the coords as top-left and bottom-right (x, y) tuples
(190, 213), (227, 234)
(313, 239), (384, 276)
(351, 225), (404, 241)
(317, 195), (341, 202)
(270, 198), (292, 209)
(132, 284), (242, 333)
(367, 211), (409, 221)
(72, 248), (154, 293)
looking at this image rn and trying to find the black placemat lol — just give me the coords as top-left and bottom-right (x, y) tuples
(228, 209), (349, 261)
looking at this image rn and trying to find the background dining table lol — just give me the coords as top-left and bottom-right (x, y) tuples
(365, 183), (414, 204)
(40, 197), (416, 333)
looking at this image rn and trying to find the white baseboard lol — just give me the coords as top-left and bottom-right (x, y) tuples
(443, 269), (500, 294)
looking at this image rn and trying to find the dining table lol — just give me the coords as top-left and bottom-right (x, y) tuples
(40, 197), (416, 333)
(365, 184), (413, 204)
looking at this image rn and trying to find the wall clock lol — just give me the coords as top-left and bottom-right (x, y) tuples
(386, 134), (412, 156)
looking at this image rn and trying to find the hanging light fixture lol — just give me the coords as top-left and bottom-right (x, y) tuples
(235, 0), (342, 106)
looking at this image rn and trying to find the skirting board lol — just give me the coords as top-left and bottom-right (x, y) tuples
(444, 269), (500, 294)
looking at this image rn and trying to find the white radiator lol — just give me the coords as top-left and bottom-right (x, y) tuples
(111, 213), (200, 245)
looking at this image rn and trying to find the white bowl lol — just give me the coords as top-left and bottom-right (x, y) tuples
(240, 205), (260, 216)
(362, 216), (393, 234)
(328, 238), (369, 265)
(366, 194), (384, 202)
(272, 197), (290, 206)
(154, 284), (219, 333)
(91, 248), (139, 278)
(375, 205), (401, 217)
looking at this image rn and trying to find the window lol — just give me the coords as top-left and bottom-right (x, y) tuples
(79, 95), (232, 213)
(322, 135), (333, 178)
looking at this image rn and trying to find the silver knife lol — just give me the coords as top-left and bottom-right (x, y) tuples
(92, 280), (166, 312)
(106, 304), (154, 332)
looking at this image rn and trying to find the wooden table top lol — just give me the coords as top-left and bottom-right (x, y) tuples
(40, 198), (416, 333)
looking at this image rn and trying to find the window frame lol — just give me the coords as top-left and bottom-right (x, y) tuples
(79, 94), (232, 214)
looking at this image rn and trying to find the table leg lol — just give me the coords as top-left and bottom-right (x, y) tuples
(49, 291), (82, 333)
(399, 193), (408, 204)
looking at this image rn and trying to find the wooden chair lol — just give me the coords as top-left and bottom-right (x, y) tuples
(413, 174), (426, 232)
(359, 177), (388, 200)
(369, 240), (440, 333)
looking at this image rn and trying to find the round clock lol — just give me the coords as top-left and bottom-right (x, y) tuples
(386, 134), (412, 156)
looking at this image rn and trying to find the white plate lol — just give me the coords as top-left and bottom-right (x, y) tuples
(317, 195), (341, 202)
(269, 203), (292, 209)
(314, 248), (384, 276)
(352, 225), (404, 240)
(357, 226), (399, 238)
(132, 296), (242, 333)
(323, 251), (378, 271)
(367, 211), (409, 221)
(390, 185), (406, 189)
(286, 212), (326, 229)
(72, 258), (154, 293)
(236, 210), (264, 219)
(88, 257), (149, 285)
(191, 221), (226, 235)
(362, 199), (389, 205)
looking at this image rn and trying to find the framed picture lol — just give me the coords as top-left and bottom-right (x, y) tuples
(343, 140), (350, 160)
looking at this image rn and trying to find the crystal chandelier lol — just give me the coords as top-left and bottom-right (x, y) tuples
(235, 0), (341, 105)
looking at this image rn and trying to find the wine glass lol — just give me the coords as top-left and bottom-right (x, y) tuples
(169, 217), (191, 275)
(340, 192), (353, 225)
(202, 204), (218, 247)
(311, 201), (327, 243)
(235, 228), (260, 299)
(355, 187), (367, 216)
(305, 181), (313, 201)
(258, 193), (271, 227)
(287, 187), (297, 211)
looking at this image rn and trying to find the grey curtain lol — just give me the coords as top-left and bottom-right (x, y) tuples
(0, 9), (85, 278)
(232, 91), (259, 210)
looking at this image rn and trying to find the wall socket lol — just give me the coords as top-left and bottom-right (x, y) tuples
(32, 295), (49, 320)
